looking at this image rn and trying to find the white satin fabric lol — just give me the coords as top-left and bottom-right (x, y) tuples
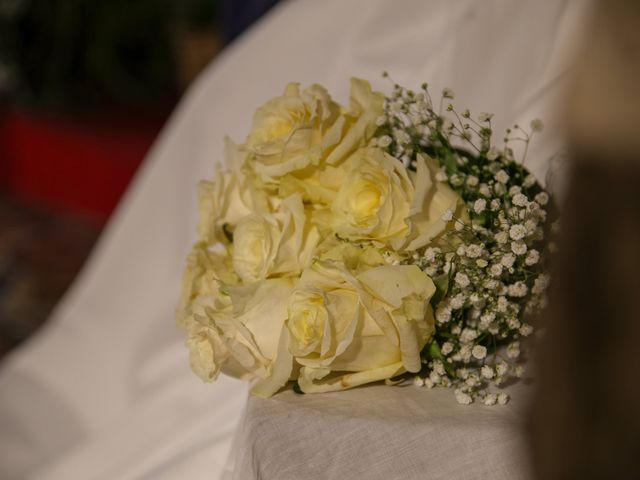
(0, 1), (592, 478)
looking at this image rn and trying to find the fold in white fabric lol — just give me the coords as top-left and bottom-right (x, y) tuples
(0, 1), (592, 478)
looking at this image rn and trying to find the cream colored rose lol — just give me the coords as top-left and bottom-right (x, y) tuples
(244, 79), (383, 184)
(330, 149), (466, 251)
(286, 252), (436, 393)
(324, 78), (385, 165)
(232, 195), (320, 283)
(331, 147), (414, 249)
(182, 295), (234, 383)
(404, 153), (468, 250)
(183, 277), (296, 396)
(198, 138), (271, 244)
(245, 82), (341, 183)
(177, 242), (236, 327)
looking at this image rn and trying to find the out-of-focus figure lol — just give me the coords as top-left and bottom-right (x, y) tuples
(530, 1), (640, 478)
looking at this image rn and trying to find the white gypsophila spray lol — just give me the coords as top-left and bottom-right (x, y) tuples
(375, 77), (556, 404)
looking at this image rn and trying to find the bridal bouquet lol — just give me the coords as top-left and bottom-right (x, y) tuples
(177, 77), (555, 404)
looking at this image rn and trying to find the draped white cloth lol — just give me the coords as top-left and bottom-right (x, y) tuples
(0, 1), (592, 478)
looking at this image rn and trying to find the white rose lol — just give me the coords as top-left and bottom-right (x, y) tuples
(404, 154), (467, 250)
(331, 147), (414, 249)
(198, 138), (270, 244)
(244, 79), (383, 184)
(232, 195), (320, 283)
(287, 251), (436, 393)
(191, 278), (296, 396)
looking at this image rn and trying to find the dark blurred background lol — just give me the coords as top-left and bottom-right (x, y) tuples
(0, 0), (280, 359)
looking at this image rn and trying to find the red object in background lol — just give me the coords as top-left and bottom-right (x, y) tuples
(0, 109), (165, 224)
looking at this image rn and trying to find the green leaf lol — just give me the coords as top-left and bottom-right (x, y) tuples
(471, 211), (488, 226)
(427, 340), (455, 376)
(430, 273), (450, 306)
(292, 381), (305, 395)
(429, 341), (443, 360)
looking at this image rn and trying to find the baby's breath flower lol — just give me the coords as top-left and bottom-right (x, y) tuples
(455, 389), (473, 405)
(495, 169), (510, 184)
(500, 253), (516, 268)
(524, 218), (538, 233)
(496, 296), (509, 312)
(449, 174), (463, 187)
(495, 231), (508, 244)
(507, 317), (521, 329)
(507, 341), (520, 359)
(511, 241), (528, 256)
(530, 118), (544, 132)
(473, 198), (487, 214)
(465, 244), (483, 258)
(435, 170), (448, 182)
(483, 393), (498, 406)
(478, 112), (494, 122)
(496, 362), (509, 376)
(535, 192), (549, 206)
(507, 281), (528, 298)
(433, 361), (446, 376)
(443, 261), (452, 274)
(450, 294), (466, 310)
(512, 193), (528, 207)
(481, 365), (495, 379)
(493, 182), (507, 195)
(377, 80), (553, 405)
(424, 265), (438, 276)
(455, 272), (470, 288)
(413, 376), (425, 387)
(441, 209), (454, 222)
(423, 247), (440, 262)
(519, 324), (534, 337)
(484, 279), (499, 290)
(486, 147), (499, 161)
(532, 274), (550, 295)
(509, 224), (527, 241)
(523, 174), (537, 188)
(465, 375), (480, 388)
(472, 345), (487, 360)
(490, 263), (503, 277)
(509, 186), (522, 196)
(469, 293), (484, 307)
(479, 312), (495, 329)
(525, 249), (540, 266)
(436, 305), (452, 323)
(460, 328), (478, 343)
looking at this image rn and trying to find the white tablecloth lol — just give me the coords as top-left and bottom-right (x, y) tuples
(0, 1), (592, 478)
(229, 383), (532, 480)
